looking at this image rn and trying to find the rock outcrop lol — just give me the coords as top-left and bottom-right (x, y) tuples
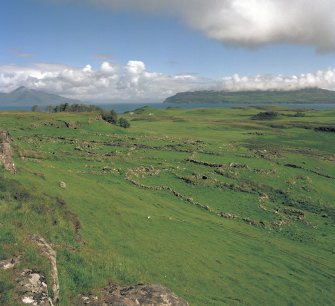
(16, 269), (53, 306)
(75, 283), (189, 305)
(30, 235), (60, 305)
(0, 131), (16, 173)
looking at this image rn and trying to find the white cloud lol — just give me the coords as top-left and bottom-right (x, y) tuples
(126, 61), (146, 74)
(213, 69), (335, 91)
(55, 0), (335, 52)
(0, 61), (202, 102)
(83, 64), (93, 73)
(1, 61), (334, 102)
(100, 61), (116, 74)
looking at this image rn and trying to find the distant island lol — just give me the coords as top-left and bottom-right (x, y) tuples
(0, 86), (83, 106)
(164, 88), (335, 104)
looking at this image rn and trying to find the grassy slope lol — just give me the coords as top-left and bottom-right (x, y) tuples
(0, 107), (334, 305)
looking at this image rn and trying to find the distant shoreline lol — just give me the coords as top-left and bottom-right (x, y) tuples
(1, 102), (335, 113)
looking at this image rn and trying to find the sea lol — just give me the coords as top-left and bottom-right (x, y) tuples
(98, 102), (335, 113)
(1, 102), (335, 113)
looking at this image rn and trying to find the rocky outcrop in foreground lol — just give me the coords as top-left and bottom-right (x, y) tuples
(0, 236), (58, 305)
(0, 131), (16, 173)
(75, 283), (189, 306)
(16, 269), (53, 306)
(30, 235), (59, 304)
(2, 237), (188, 305)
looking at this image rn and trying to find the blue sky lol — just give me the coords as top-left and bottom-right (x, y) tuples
(1, 0), (335, 102)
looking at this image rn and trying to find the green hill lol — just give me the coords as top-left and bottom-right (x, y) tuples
(0, 107), (334, 305)
(164, 88), (335, 104)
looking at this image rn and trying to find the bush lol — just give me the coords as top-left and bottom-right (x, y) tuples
(101, 110), (118, 124)
(31, 105), (39, 112)
(118, 117), (130, 128)
(47, 103), (103, 113)
(252, 111), (279, 120)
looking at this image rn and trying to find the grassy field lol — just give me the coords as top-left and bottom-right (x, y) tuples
(0, 106), (334, 305)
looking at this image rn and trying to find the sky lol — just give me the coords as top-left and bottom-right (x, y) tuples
(1, 0), (335, 102)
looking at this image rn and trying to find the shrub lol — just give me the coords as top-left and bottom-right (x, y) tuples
(252, 111), (279, 120)
(31, 105), (39, 112)
(47, 103), (103, 113)
(118, 117), (130, 128)
(293, 112), (305, 117)
(101, 110), (118, 124)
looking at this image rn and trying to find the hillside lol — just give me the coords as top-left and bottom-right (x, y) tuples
(0, 86), (83, 106)
(164, 88), (335, 104)
(0, 107), (334, 305)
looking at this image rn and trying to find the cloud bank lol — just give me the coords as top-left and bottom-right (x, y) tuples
(1, 62), (335, 102)
(54, 0), (335, 52)
(0, 61), (202, 102)
(214, 70), (335, 92)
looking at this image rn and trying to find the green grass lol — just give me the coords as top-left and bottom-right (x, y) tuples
(0, 107), (334, 305)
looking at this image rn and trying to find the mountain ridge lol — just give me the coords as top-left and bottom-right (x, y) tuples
(0, 86), (83, 106)
(164, 87), (335, 104)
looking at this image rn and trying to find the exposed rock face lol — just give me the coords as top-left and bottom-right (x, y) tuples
(0, 131), (16, 173)
(75, 283), (189, 306)
(4, 237), (58, 305)
(16, 269), (53, 306)
(30, 235), (60, 305)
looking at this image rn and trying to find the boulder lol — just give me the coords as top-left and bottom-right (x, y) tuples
(59, 181), (66, 189)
